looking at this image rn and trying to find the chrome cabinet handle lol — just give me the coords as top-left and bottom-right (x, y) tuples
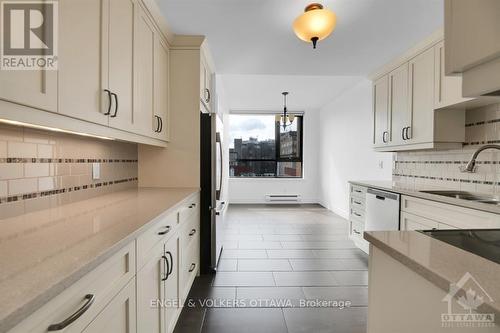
(406, 126), (411, 140)
(352, 229), (361, 235)
(159, 117), (163, 132)
(189, 263), (196, 272)
(204, 88), (211, 103)
(110, 92), (118, 117)
(47, 294), (95, 331)
(103, 89), (112, 115)
(353, 200), (361, 205)
(158, 226), (171, 235)
(154, 115), (160, 133)
(382, 131), (389, 143)
(166, 251), (173, 276)
(189, 229), (196, 236)
(353, 212), (362, 217)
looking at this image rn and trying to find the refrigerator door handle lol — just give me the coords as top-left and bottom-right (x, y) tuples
(216, 133), (223, 200)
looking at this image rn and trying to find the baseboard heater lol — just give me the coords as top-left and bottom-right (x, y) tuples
(265, 194), (302, 203)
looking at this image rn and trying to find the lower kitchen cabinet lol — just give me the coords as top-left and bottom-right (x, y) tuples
(82, 278), (136, 333)
(348, 184), (369, 253)
(8, 193), (200, 333)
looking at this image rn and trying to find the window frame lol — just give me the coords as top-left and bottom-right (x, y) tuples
(229, 113), (304, 179)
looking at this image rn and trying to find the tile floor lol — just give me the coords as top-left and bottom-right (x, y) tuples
(174, 204), (368, 333)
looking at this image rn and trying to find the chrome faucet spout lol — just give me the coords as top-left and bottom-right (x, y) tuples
(461, 144), (500, 173)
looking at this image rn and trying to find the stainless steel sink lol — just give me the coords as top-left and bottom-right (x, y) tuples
(419, 190), (500, 205)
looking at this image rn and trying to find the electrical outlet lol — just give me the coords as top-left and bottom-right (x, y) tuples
(92, 163), (101, 180)
(378, 161), (384, 169)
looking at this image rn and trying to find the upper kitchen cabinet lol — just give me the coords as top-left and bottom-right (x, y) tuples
(373, 76), (390, 147)
(445, 0), (500, 96)
(58, 0), (106, 125)
(59, 0), (134, 129)
(0, 68), (57, 114)
(0, 0), (175, 146)
(371, 33), (466, 152)
(153, 35), (170, 141)
(388, 63), (410, 147)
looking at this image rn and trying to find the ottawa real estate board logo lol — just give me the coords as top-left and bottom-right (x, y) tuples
(1, 0), (58, 70)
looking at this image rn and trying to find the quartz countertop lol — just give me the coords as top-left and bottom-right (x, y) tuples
(349, 180), (500, 215)
(364, 230), (500, 319)
(0, 187), (199, 333)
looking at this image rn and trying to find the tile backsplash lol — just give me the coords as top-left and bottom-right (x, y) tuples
(0, 123), (138, 218)
(393, 103), (500, 194)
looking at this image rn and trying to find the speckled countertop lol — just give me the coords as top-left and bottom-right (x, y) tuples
(0, 187), (199, 333)
(364, 230), (500, 319)
(350, 180), (500, 215)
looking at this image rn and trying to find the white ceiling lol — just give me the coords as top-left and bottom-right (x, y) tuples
(219, 75), (362, 111)
(157, 0), (443, 76)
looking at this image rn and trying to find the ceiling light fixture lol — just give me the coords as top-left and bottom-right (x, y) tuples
(276, 92), (295, 131)
(293, 3), (336, 49)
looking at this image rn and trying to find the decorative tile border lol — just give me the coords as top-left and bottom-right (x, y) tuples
(394, 160), (500, 165)
(393, 174), (497, 186)
(0, 158), (138, 163)
(0, 177), (138, 204)
(465, 118), (500, 127)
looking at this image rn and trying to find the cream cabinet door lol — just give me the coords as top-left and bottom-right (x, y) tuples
(0, 69), (57, 113)
(137, 241), (166, 333)
(133, 4), (155, 137)
(164, 235), (180, 333)
(408, 47), (435, 145)
(107, 0), (135, 132)
(434, 41), (471, 109)
(401, 212), (438, 231)
(153, 36), (170, 141)
(82, 279), (136, 333)
(388, 63), (409, 146)
(58, 0), (107, 125)
(373, 75), (390, 147)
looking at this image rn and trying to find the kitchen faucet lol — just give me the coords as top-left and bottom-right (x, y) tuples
(461, 144), (500, 173)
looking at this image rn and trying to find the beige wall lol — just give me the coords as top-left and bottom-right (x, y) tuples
(138, 48), (201, 188)
(0, 123), (138, 219)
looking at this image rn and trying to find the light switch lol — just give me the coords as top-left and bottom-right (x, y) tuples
(378, 161), (384, 169)
(92, 163), (101, 180)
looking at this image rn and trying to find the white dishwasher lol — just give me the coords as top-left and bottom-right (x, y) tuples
(365, 188), (401, 231)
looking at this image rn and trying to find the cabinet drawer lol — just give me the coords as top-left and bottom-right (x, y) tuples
(401, 195), (500, 229)
(136, 211), (177, 269)
(350, 207), (365, 223)
(180, 213), (199, 253)
(401, 211), (438, 231)
(350, 220), (364, 240)
(178, 195), (199, 227)
(350, 196), (365, 211)
(10, 242), (135, 333)
(180, 235), (199, 299)
(351, 185), (367, 199)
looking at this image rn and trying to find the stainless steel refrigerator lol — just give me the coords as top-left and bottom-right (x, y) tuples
(200, 112), (227, 273)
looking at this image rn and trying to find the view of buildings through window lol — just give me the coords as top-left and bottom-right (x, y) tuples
(229, 114), (303, 178)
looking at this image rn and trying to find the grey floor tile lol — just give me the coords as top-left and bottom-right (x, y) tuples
(212, 272), (276, 287)
(224, 234), (263, 241)
(289, 258), (368, 271)
(186, 287), (237, 308)
(302, 286), (368, 306)
(281, 241), (356, 249)
(236, 287), (306, 307)
(201, 308), (288, 333)
(237, 259), (292, 272)
(222, 241), (238, 249)
(267, 249), (316, 259)
(283, 307), (367, 333)
(220, 249), (268, 259)
(173, 307), (206, 333)
(300, 234), (350, 241)
(312, 248), (368, 259)
(273, 271), (339, 287)
(238, 241), (282, 249)
(263, 234), (303, 241)
(216, 260), (238, 272)
(330, 271), (369, 286)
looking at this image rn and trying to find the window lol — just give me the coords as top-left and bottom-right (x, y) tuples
(229, 114), (303, 178)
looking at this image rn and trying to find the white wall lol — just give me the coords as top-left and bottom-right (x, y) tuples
(228, 109), (320, 204)
(318, 78), (392, 218)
